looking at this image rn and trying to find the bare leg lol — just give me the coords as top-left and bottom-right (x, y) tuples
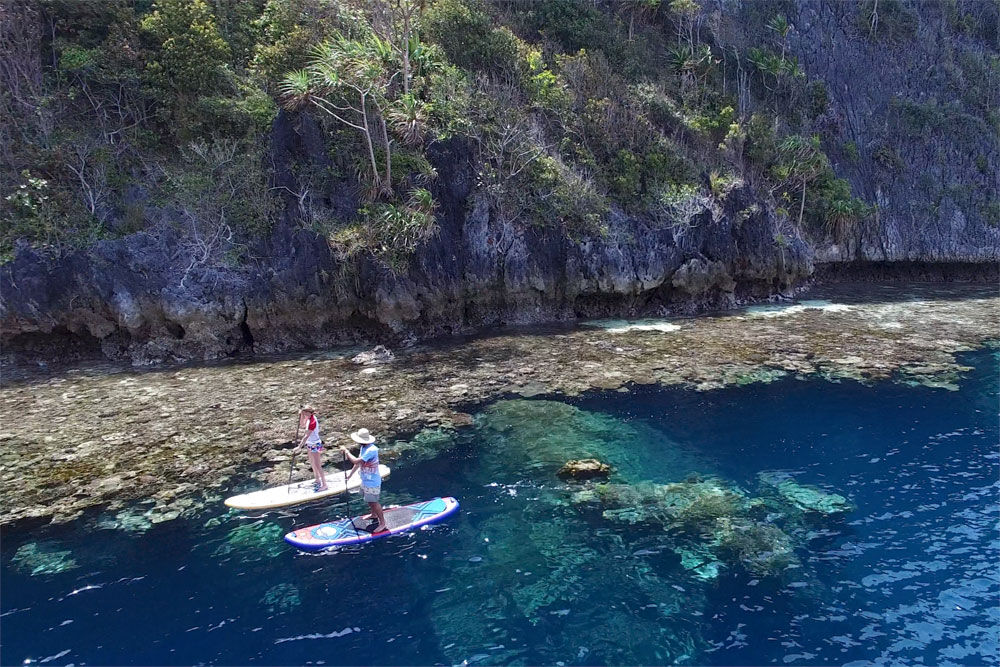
(370, 501), (387, 532)
(309, 451), (327, 489)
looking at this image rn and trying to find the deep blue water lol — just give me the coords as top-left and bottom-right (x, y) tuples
(2, 350), (997, 666)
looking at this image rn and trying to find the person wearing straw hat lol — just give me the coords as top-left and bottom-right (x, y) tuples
(341, 428), (387, 533)
(294, 405), (328, 492)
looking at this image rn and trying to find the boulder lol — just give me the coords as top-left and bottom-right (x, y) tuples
(351, 345), (395, 365)
(557, 458), (612, 480)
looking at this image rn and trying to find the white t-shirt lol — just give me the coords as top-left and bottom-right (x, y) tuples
(304, 414), (322, 445)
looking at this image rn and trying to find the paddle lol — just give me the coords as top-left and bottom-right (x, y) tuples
(343, 448), (351, 517)
(287, 415), (302, 493)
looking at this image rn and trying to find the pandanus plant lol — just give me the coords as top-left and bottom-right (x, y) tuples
(388, 93), (430, 146)
(279, 36), (399, 197)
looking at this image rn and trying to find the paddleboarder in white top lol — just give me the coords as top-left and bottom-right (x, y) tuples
(294, 405), (328, 492)
(341, 428), (387, 533)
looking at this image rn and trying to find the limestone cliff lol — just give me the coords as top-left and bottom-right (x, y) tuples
(1, 115), (812, 363)
(2, 0), (997, 365)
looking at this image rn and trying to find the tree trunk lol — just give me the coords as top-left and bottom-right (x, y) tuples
(359, 92), (381, 194)
(798, 178), (807, 228)
(378, 113), (392, 195)
(402, 13), (411, 95)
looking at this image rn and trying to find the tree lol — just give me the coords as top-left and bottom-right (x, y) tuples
(669, 0), (700, 51)
(771, 134), (827, 228)
(825, 197), (862, 242)
(766, 14), (792, 62)
(281, 35), (397, 197)
(141, 0), (230, 95)
(354, 0), (426, 96)
(618, 0), (661, 41)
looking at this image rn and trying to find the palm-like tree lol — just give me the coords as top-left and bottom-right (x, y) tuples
(826, 198), (862, 242)
(387, 94), (429, 146)
(766, 14), (792, 62)
(279, 36), (398, 196)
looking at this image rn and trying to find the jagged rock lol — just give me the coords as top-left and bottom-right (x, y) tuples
(351, 345), (395, 365)
(671, 258), (736, 297)
(558, 458), (612, 480)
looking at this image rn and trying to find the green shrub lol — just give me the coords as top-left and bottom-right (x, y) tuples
(843, 141), (859, 163)
(141, 0), (231, 95)
(533, 0), (610, 53)
(524, 48), (572, 111)
(422, 0), (521, 77)
(807, 80), (829, 118)
(524, 155), (607, 237)
(873, 144), (905, 172)
(349, 189), (439, 270)
(251, 0), (357, 88)
(983, 200), (1000, 227)
(1, 171), (103, 261)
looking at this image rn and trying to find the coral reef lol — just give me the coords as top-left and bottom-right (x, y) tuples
(0, 284), (994, 527)
(585, 472), (854, 581)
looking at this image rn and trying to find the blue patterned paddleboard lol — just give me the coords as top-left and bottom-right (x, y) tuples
(284, 497), (459, 550)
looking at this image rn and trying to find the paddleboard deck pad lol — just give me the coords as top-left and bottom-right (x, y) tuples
(224, 464), (391, 510)
(284, 497), (459, 550)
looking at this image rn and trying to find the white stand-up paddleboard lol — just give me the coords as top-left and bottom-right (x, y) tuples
(224, 464), (391, 510)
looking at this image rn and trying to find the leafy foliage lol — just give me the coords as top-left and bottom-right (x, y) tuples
(141, 0), (231, 95)
(6, 0), (896, 265)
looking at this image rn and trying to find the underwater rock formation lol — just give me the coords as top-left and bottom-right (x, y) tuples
(428, 497), (704, 665)
(583, 473), (854, 581)
(478, 400), (635, 474)
(261, 583), (301, 614)
(11, 541), (79, 576)
(757, 472), (856, 517)
(594, 478), (745, 530)
(212, 520), (285, 562)
(712, 517), (796, 578)
(557, 459), (612, 480)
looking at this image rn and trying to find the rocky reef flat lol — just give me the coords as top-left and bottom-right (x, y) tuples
(0, 283), (996, 527)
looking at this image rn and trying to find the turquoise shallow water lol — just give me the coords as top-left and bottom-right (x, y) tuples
(1, 350), (997, 666)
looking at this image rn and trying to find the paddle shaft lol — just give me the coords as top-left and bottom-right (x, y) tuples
(287, 418), (302, 492)
(343, 449), (352, 519)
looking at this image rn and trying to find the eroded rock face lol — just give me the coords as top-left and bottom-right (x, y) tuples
(727, 0), (1000, 264)
(0, 126), (813, 365)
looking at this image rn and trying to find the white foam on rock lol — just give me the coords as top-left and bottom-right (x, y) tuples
(745, 300), (852, 318)
(582, 318), (682, 333)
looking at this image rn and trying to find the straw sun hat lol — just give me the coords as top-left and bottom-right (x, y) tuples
(351, 428), (376, 444)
